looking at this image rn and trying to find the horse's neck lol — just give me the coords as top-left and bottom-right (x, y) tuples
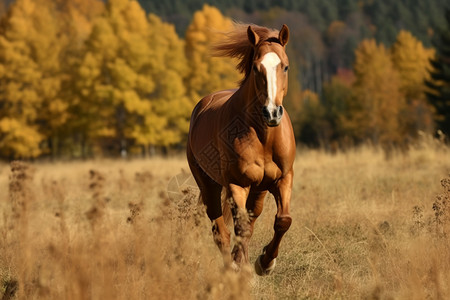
(232, 78), (257, 114)
(231, 81), (273, 143)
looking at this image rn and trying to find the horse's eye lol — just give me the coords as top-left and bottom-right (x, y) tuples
(284, 65), (289, 72)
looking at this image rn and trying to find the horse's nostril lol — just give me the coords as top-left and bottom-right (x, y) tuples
(262, 106), (271, 119)
(277, 106), (283, 118)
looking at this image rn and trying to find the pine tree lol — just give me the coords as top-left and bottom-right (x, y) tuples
(426, 9), (450, 136)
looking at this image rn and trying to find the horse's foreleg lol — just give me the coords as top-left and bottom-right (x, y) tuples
(255, 171), (293, 276)
(227, 184), (251, 268)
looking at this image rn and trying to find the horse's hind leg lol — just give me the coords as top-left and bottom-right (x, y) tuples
(255, 171), (293, 276)
(186, 147), (231, 263)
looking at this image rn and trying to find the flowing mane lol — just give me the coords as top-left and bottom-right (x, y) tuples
(212, 23), (280, 85)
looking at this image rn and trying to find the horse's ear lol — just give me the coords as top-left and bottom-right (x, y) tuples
(247, 26), (259, 47)
(278, 24), (289, 47)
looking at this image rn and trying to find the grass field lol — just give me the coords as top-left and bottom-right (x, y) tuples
(1, 138), (450, 299)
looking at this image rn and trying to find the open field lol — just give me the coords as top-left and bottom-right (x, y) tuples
(1, 139), (450, 299)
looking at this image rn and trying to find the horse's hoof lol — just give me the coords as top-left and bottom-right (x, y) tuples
(254, 255), (276, 276)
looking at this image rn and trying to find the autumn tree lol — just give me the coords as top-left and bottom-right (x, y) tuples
(75, 0), (189, 156)
(75, 0), (150, 156)
(56, 0), (105, 42)
(296, 89), (328, 147)
(30, 0), (73, 157)
(0, 0), (64, 158)
(352, 39), (405, 147)
(391, 30), (435, 136)
(184, 4), (241, 101)
(322, 70), (358, 147)
(426, 9), (450, 136)
(53, 0), (104, 156)
(134, 14), (190, 152)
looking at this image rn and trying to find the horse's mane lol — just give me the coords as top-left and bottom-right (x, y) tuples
(212, 23), (279, 85)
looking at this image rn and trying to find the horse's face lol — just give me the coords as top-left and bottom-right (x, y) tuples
(248, 25), (290, 127)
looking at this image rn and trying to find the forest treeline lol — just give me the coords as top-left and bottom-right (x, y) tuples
(0, 0), (449, 159)
(139, 0), (446, 92)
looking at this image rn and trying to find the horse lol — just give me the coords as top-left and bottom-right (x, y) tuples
(186, 24), (295, 276)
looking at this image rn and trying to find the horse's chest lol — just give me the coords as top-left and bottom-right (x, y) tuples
(222, 131), (283, 186)
(235, 159), (281, 187)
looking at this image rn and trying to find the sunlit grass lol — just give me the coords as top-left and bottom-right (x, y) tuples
(1, 141), (450, 299)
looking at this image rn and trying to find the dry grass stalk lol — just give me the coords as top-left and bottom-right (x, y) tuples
(0, 143), (449, 299)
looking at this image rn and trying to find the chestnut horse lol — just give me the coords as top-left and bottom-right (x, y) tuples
(186, 24), (295, 275)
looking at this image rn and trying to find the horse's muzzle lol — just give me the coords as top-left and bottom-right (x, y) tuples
(262, 105), (283, 127)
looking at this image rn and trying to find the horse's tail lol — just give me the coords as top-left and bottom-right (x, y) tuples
(221, 189), (233, 227)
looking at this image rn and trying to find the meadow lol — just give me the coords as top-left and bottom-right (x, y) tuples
(1, 137), (450, 299)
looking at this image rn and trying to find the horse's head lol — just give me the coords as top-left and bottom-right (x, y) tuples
(248, 24), (289, 127)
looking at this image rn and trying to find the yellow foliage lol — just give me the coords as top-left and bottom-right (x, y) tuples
(185, 4), (240, 100)
(391, 30), (435, 135)
(391, 30), (435, 100)
(353, 39), (405, 145)
(135, 14), (190, 146)
(0, 0), (195, 157)
(60, 0), (104, 42)
(75, 0), (190, 153)
(0, 0), (67, 157)
(0, 118), (43, 158)
(301, 89), (320, 103)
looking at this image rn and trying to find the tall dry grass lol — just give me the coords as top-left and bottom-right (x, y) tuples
(1, 137), (450, 299)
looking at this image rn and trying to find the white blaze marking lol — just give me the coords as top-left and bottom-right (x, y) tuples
(261, 52), (281, 111)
